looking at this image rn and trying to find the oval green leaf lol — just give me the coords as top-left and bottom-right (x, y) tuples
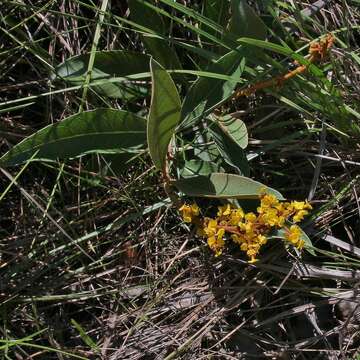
(180, 159), (223, 178)
(0, 109), (147, 166)
(54, 50), (150, 99)
(173, 173), (284, 200)
(148, 58), (181, 171)
(209, 121), (250, 176)
(209, 114), (249, 175)
(217, 114), (248, 149)
(193, 130), (222, 163)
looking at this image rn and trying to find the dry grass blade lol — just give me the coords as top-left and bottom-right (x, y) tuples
(1, 1), (360, 359)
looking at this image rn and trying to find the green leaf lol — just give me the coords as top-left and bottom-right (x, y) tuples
(193, 133), (222, 163)
(0, 109), (147, 166)
(173, 173), (284, 199)
(209, 118), (249, 176)
(269, 225), (315, 256)
(54, 50), (150, 99)
(148, 59), (181, 171)
(128, 0), (181, 69)
(229, 0), (267, 41)
(213, 114), (248, 148)
(180, 49), (245, 126)
(180, 159), (223, 178)
(238, 37), (294, 56)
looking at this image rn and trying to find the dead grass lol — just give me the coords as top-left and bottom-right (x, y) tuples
(1, 1), (360, 359)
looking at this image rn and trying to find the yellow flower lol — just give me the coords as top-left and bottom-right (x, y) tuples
(207, 236), (221, 256)
(207, 227), (225, 256)
(276, 215), (286, 227)
(229, 208), (244, 225)
(180, 195), (311, 261)
(283, 202), (294, 213)
(261, 194), (279, 208)
(217, 227), (225, 239)
(297, 239), (305, 250)
(240, 243), (248, 251)
(305, 201), (312, 210)
(292, 201), (312, 211)
(285, 225), (301, 246)
(275, 202), (293, 218)
(245, 212), (257, 222)
(239, 221), (255, 234)
(191, 203), (200, 215)
(231, 234), (239, 243)
(217, 204), (232, 217)
(257, 234), (267, 245)
(246, 248), (257, 257)
(204, 219), (218, 237)
(293, 210), (308, 223)
(261, 208), (282, 227)
(291, 201), (312, 223)
(179, 203), (199, 223)
(231, 234), (243, 244)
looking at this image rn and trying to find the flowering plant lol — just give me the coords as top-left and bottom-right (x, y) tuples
(179, 192), (312, 263)
(143, 47), (317, 263)
(0, 4), (322, 265)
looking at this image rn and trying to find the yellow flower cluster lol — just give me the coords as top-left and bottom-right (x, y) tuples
(179, 193), (312, 263)
(179, 203), (200, 223)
